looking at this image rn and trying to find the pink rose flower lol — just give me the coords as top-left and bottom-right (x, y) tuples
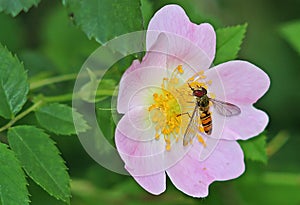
(115, 5), (270, 197)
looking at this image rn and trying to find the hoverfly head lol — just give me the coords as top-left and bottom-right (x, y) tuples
(193, 86), (207, 97)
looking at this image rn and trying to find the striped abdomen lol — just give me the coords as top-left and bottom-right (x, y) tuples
(200, 110), (212, 135)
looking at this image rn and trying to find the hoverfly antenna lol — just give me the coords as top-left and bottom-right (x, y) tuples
(187, 83), (194, 91)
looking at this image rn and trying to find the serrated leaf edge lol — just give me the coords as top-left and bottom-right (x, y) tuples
(35, 103), (89, 135)
(0, 44), (29, 118)
(216, 23), (248, 61)
(8, 126), (71, 203)
(0, 0), (41, 17)
(0, 143), (31, 204)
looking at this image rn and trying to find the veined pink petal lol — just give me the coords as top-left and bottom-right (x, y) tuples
(215, 105), (269, 140)
(116, 127), (166, 176)
(117, 66), (168, 114)
(116, 106), (190, 176)
(124, 33), (169, 76)
(167, 140), (244, 197)
(206, 60), (270, 105)
(164, 36), (211, 82)
(131, 172), (166, 195)
(204, 60), (269, 140)
(147, 5), (216, 63)
(117, 106), (156, 142)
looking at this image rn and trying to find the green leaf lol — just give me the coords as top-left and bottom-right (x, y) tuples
(0, 0), (40, 17)
(0, 143), (29, 205)
(7, 126), (71, 204)
(214, 24), (247, 65)
(239, 134), (267, 164)
(0, 43), (29, 119)
(280, 20), (300, 55)
(35, 103), (89, 135)
(63, 0), (144, 44)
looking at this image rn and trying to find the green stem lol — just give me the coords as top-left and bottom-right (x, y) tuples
(266, 131), (289, 157)
(30, 73), (78, 90)
(29, 70), (106, 90)
(0, 69), (117, 132)
(43, 93), (75, 103)
(0, 100), (43, 132)
(263, 172), (300, 186)
(42, 89), (117, 103)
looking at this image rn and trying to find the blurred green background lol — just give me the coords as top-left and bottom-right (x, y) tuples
(0, 0), (299, 204)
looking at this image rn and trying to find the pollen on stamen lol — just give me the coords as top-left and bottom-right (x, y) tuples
(199, 75), (206, 79)
(166, 143), (171, 151)
(148, 65), (196, 151)
(188, 76), (195, 82)
(198, 126), (205, 133)
(177, 65), (184, 74)
(197, 134), (207, 147)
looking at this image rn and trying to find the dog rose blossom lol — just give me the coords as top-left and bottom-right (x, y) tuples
(115, 5), (270, 197)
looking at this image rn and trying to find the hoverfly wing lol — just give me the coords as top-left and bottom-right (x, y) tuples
(183, 105), (200, 146)
(210, 98), (241, 117)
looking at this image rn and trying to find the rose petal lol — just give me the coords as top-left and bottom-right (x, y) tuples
(164, 34), (212, 83)
(117, 66), (168, 114)
(115, 114), (165, 176)
(215, 105), (269, 140)
(147, 5), (216, 62)
(131, 172), (166, 195)
(204, 61), (269, 140)
(116, 106), (191, 176)
(124, 32), (169, 76)
(117, 106), (156, 142)
(167, 140), (244, 197)
(206, 60), (270, 105)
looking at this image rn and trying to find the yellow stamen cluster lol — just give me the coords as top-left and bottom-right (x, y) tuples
(148, 65), (212, 151)
(148, 65), (186, 151)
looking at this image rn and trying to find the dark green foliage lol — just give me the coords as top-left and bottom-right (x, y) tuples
(8, 126), (71, 204)
(0, 43), (28, 119)
(63, 0), (144, 44)
(214, 24), (247, 65)
(35, 103), (89, 135)
(0, 143), (30, 205)
(0, 0), (40, 17)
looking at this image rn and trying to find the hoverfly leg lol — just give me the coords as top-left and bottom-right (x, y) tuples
(176, 112), (192, 118)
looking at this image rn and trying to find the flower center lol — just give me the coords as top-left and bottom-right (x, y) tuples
(148, 65), (212, 151)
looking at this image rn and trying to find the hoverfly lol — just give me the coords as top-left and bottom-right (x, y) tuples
(182, 84), (241, 146)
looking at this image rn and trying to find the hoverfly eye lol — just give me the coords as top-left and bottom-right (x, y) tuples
(193, 89), (206, 97)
